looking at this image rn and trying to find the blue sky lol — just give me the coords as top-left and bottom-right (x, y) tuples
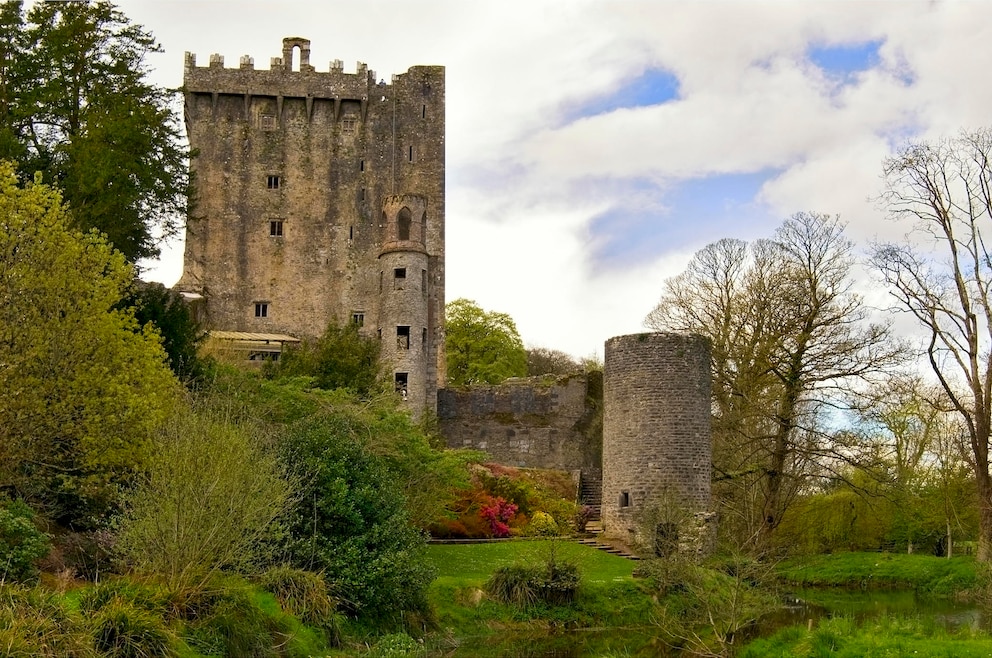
(130, 0), (992, 358)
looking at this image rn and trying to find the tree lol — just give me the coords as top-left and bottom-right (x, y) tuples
(276, 320), (383, 397)
(647, 212), (900, 549)
(526, 346), (583, 376)
(0, 1), (188, 262)
(0, 161), (178, 526)
(125, 282), (206, 384)
(871, 127), (992, 561)
(445, 298), (527, 386)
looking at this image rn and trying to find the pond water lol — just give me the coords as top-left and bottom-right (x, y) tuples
(437, 591), (985, 657)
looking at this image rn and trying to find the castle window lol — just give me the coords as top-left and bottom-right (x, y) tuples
(269, 220), (283, 237)
(349, 225), (354, 240)
(422, 104), (426, 118)
(379, 271), (383, 293)
(254, 302), (269, 318)
(260, 114), (276, 130)
(360, 159), (365, 172)
(393, 268), (406, 289)
(397, 326), (410, 350)
(360, 187), (365, 201)
(422, 269), (427, 297)
(408, 145), (414, 162)
(351, 312), (365, 327)
(422, 327), (427, 346)
(421, 212), (427, 244)
(267, 175), (281, 189)
(342, 116), (357, 133)
(619, 491), (631, 508)
(395, 372), (408, 399)
(398, 207), (412, 240)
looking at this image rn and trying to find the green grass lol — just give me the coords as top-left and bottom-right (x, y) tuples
(776, 552), (977, 596)
(427, 539), (636, 585)
(740, 615), (992, 657)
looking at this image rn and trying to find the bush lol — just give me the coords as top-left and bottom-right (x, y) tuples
(257, 566), (342, 645)
(485, 557), (580, 606)
(367, 632), (425, 657)
(528, 511), (560, 537)
(89, 596), (178, 658)
(115, 406), (293, 591)
(279, 415), (435, 624)
(0, 499), (51, 583)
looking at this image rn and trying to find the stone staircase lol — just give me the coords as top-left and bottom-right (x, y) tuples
(575, 534), (640, 560)
(578, 468), (602, 521)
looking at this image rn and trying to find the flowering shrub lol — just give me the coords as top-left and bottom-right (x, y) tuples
(479, 497), (518, 538)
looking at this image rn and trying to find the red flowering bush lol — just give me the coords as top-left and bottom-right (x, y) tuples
(480, 496), (518, 538)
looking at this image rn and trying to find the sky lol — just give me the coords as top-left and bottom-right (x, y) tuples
(128, 0), (992, 359)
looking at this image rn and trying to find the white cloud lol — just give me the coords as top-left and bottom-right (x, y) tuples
(128, 0), (992, 359)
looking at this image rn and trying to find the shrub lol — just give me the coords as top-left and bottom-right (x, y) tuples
(0, 499), (51, 583)
(480, 497), (517, 538)
(89, 596), (178, 658)
(485, 557), (580, 606)
(528, 511), (560, 537)
(257, 565), (342, 645)
(367, 632), (425, 657)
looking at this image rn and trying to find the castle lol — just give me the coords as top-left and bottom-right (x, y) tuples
(176, 37), (445, 415)
(176, 38), (712, 549)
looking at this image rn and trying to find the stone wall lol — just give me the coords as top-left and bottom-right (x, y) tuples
(601, 333), (712, 542)
(438, 374), (601, 471)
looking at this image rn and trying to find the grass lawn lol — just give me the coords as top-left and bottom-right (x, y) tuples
(426, 539), (637, 586)
(776, 552), (978, 596)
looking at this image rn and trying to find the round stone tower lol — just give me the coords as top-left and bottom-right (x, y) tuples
(378, 194), (431, 415)
(602, 332), (712, 549)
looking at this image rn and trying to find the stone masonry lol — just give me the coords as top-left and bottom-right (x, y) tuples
(438, 374), (601, 471)
(601, 333), (712, 541)
(176, 38), (445, 414)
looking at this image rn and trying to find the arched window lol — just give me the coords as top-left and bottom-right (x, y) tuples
(398, 207), (412, 241)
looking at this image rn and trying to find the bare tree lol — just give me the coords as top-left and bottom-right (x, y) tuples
(648, 212), (900, 549)
(871, 127), (992, 561)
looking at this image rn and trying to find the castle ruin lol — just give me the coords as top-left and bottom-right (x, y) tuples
(176, 38), (445, 414)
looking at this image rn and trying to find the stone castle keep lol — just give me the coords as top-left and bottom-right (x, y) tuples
(177, 38), (711, 544)
(177, 37), (445, 414)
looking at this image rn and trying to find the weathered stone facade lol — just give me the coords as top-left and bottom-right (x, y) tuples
(176, 38), (444, 414)
(438, 374), (601, 471)
(601, 333), (712, 542)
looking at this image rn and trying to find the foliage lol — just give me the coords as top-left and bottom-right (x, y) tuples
(0, 499), (50, 583)
(646, 212), (902, 550)
(485, 557), (580, 606)
(275, 320), (384, 397)
(0, 1), (189, 262)
(0, 162), (178, 526)
(124, 282), (206, 384)
(257, 565), (342, 646)
(366, 633), (425, 658)
(480, 497), (518, 538)
(871, 126), (992, 562)
(428, 464), (576, 539)
(0, 584), (93, 656)
(115, 405), (293, 592)
(526, 347), (583, 376)
(739, 614), (992, 658)
(278, 415), (435, 623)
(445, 298), (527, 386)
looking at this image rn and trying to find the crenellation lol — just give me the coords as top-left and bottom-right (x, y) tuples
(239, 55), (254, 69)
(209, 53), (224, 67)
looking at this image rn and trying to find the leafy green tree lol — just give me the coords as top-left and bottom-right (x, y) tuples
(116, 405), (293, 591)
(445, 298), (527, 386)
(0, 161), (178, 526)
(0, 1), (188, 262)
(279, 414), (435, 623)
(276, 320), (383, 397)
(124, 282), (206, 384)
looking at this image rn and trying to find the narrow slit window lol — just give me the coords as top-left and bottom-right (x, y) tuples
(421, 269), (427, 296)
(422, 327), (427, 346)
(360, 159), (365, 172)
(379, 271), (383, 293)
(422, 104), (426, 118)
(396, 326), (410, 350)
(254, 302), (269, 318)
(349, 225), (354, 240)
(408, 145), (413, 162)
(269, 220), (283, 237)
(267, 175), (281, 189)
